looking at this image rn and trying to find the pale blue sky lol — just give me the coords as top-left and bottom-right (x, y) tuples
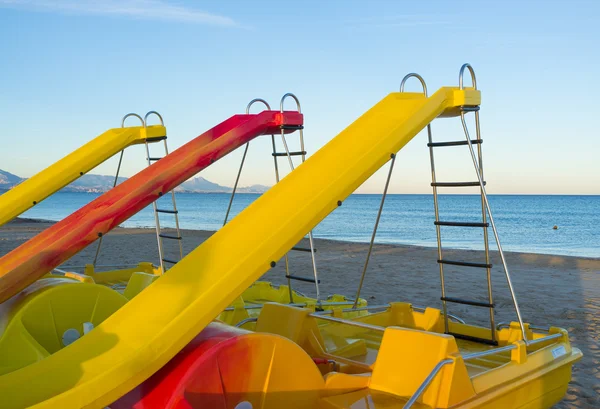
(0, 0), (598, 194)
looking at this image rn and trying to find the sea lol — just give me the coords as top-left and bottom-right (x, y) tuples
(16, 192), (599, 259)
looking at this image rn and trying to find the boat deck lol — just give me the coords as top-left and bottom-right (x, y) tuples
(323, 332), (511, 376)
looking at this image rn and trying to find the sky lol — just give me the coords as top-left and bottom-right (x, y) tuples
(0, 0), (598, 194)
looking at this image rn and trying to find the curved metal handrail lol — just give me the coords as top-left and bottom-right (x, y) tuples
(144, 110), (165, 127)
(280, 92), (301, 113)
(400, 73), (428, 96)
(246, 98), (271, 114)
(121, 113), (144, 128)
(278, 92), (320, 301)
(459, 63), (477, 90)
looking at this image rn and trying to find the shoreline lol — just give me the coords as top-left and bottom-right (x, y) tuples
(1, 217), (599, 407)
(12, 217), (600, 261)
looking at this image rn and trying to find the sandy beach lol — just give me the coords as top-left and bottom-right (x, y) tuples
(1, 218), (598, 408)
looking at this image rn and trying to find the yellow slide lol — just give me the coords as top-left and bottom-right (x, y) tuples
(0, 87), (478, 408)
(0, 123), (166, 227)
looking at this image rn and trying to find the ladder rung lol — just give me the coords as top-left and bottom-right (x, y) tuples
(162, 258), (178, 265)
(438, 259), (492, 269)
(435, 221), (489, 228)
(441, 297), (494, 308)
(286, 275), (321, 284)
(447, 331), (498, 346)
(280, 125), (304, 130)
(159, 234), (182, 240)
(461, 106), (480, 112)
(272, 151), (306, 157)
(146, 136), (167, 142)
(431, 181), (486, 187)
(291, 246), (317, 253)
(427, 139), (482, 147)
(156, 209), (178, 214)
(147, 157), (162, 161)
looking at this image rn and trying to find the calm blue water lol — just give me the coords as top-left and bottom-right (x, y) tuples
(18, 192), (600, 258)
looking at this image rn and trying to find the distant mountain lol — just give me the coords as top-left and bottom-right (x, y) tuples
(0, 169), (23, 189)
(177, 177), (230, 193)
(0, 169), (269, 194)
(176, 177), (270, 194)
(63, 174), (128, 193)
(236, 184), (271, 194)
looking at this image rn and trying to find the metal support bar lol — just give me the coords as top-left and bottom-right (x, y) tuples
(93, 113), (145, 267)
(92, 149), (124, 267)
(224, 98), (271, 226)
(353, 154), (396, 308)
(459, 95), (527, 342)
(224, 142), (250, 226)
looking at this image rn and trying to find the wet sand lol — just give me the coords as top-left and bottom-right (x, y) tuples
(1, 218), (598, 408)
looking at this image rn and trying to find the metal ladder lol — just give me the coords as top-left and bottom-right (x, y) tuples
(424, 65), (527, 345)
(224, 94), (320, 303)
(143, 111), (184, 274)
(92, 112), (180, 271)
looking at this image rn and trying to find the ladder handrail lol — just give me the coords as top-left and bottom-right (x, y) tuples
(144, 111), (164, 126)
(458, 66), (527, 343)
(121, 113), (145, 128)
(458, 63), (496, 343)
(143, 111), (184, 272)
(420, 64), (527, 345)
(279, 93), (321, 302)
(224, 94), (320, 301)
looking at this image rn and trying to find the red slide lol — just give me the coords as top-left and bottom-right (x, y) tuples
(0, 110), (303, 303)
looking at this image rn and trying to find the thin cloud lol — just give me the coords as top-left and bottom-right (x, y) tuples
(0, 0), (239, 27)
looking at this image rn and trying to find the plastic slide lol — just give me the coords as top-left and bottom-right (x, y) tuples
(0, 87), (479, 408)
(0, 124), (167, 227)
(0, 110), (303, 304)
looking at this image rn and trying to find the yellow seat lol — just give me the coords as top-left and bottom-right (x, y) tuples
(0, 278), (127, 375)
